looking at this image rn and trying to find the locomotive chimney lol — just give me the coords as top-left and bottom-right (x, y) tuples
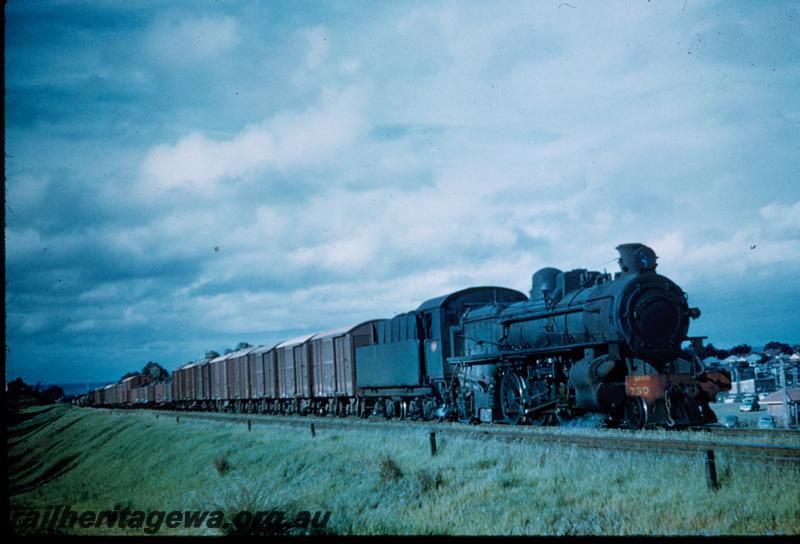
(531, 267), (562, 300)
(616, 243), (658, 275)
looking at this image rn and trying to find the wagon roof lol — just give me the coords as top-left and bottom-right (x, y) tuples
(228, 346), (257, 358)
(312, 326), (351, 340)
(315, 319), (390, 338)
(346, 318), (388, 333)
(416, 286), (527, 312)
(275, 333), (317, 349)
(212, 351), (248, 363)
(184, 358), (211, 369)
(208, 354), (232, 364)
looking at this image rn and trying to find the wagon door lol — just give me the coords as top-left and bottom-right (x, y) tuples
(238, 356), (250, 400)
(320, 337), (334, 396)
(226, 357), (237, 400)
(334, 335), (348, 395)
(264, 350), (278, 399)
(250, 353), (263, 399)
(294, 343), (312, 398)
(312, 339), (325, 398)
(278, 347), (295, 398)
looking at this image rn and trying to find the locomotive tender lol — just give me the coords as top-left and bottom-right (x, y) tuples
(86, 243), (730, 429)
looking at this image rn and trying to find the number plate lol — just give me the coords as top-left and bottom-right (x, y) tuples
(625, 375), (664, 402)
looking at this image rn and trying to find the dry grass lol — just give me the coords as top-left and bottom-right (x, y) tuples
(8, 405), (800, 536)
(379, 456), (403, 483)
(416, 468), (445, 493)
(213, 456), (231, 476)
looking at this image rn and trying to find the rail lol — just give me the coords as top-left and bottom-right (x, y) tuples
(100, 407), (800, 465)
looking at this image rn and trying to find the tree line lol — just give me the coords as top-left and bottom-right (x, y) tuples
(117, 341), (252, 384)
(7, 378), (65, 407)
(700, 341), (796, 360)
(204, 341), (252, 360)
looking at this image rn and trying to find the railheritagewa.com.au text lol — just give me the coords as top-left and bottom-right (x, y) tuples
(10, 505), (331, 534)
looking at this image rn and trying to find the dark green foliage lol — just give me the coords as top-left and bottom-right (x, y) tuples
(222, 342), (253, 356)
(702, 344), (729, 359)
(764, 341), (794, 355)
(141, 361), (169, 381)
(6, 378), (64, 407)
(730, 344), (752, 355)
(8, 377), (34, 396)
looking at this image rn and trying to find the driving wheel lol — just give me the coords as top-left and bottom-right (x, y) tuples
(499, 370), (528, 425)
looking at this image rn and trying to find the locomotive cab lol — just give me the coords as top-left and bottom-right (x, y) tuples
(355, 286), (526, 420)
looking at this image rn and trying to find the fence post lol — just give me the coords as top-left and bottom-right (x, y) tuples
(176, 416), (180, 424)
(310, 423), (316, 437)
(248, 419), (252, 432)
(430, 432), (437, 456)
(705, 450), (719, 491)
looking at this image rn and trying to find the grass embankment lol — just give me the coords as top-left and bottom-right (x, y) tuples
(8, 405), (800, 536)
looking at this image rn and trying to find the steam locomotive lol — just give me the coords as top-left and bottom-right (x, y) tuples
(86, 243), (730, 429)
(445, 243), (731, 428)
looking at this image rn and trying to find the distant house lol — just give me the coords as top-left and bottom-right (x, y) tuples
(761, 388), (800, 426)
(730, 376), (777, 396)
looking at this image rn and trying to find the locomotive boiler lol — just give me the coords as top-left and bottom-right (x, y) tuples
(451, 243), (730, 428)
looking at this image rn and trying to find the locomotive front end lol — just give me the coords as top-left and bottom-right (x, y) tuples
(569, 243), (726, 428)
(611, 243), (698, 362)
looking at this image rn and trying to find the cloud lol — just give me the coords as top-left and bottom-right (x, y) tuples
(651, 224), (800, 284)
(759, 200), (800, 238)
(5, 0), (800, 383)
(303, 26), (330, 70)
(140, 129), (273, 192)
(143, 14), (240, 64)
(139, 85), (368, 194)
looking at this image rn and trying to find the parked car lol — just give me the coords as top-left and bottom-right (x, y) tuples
(757, 415), (776, 429)
(740, 399), (760, 412)
(721, 415), (739, 429)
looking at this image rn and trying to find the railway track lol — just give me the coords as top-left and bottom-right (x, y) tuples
(472, 428), (800, 464)
(691, 426), (800, 440)
(109, 407), (800, 465)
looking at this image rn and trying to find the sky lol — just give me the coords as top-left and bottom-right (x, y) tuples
(5, 0), (800, 385)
